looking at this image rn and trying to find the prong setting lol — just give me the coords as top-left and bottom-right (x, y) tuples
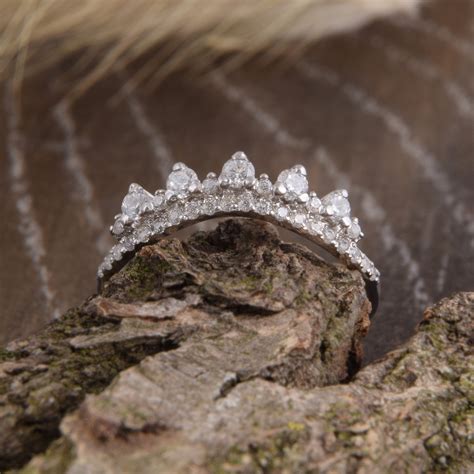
(98, 152), (379, 285)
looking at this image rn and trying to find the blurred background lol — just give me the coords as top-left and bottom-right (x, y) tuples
(0, 0), (473, 362)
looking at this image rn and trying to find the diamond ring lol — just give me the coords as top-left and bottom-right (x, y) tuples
(98, 152), (379, 311)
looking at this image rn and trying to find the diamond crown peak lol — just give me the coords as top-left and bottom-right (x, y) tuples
(101, 152), (379, 287)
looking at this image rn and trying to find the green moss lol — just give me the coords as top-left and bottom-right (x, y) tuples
(121, 257), (172, 301)
(210, 427), (308, 473)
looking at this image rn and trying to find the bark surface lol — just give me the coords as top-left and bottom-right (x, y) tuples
(0, 220), (472, 473)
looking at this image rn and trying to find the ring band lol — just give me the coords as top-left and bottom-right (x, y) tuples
(97, 152), (380, 311)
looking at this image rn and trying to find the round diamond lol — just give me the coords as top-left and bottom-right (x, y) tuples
(112, 246), (123, 260)
(294, 213), (306, 227)
(203, 199), (216, 215)
(202, 177), (219, 194)
(323, 191), (351, 218)
(136, 226), (151, 243)
(307, 196), (321, 213)
(310, 220), (323, 234)
(276, 169), (308, 200)
(276, 206), (289, 220)
(167, 164), (200, 195)
(121, 193), (141, 219)
(219, 152), (255, 188)
(322, 226), (336, 243)
(338, 238), (350, 253)
(121, 184), (154, 220)
(256, 177), (273, 196)
(348, 221), (361, 239)
(112, 219), (125, 235)
(153, 193), (165, 209)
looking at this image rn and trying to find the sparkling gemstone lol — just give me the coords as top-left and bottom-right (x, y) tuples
(123, 239), (135, 251)
(168, 208), (181, 225)
(294, 213), (306, 227)
(121, 184), (154, 220)
(310, 220), (323, 234)
(136, 226), (151, 243)
(348, 221), (361, 239)
(255, 199), (271, 214)
(338, 238), (350, 253)
(276, 169), (308, 200)
(322, 191), (351, 218)
(167, 164), (200, 195)
(202, 177), (219, 194)
(219, 152), (255, 188)
(256, 177), (273, 196)
(112, 219), (125, 235)
(322, 226), (336, 243)
(153, 193), (165, 209)
(349, 246), (362, 262)
(202, 199), (215, 215)
(185, 201), (200, 219)
(112, 246), (123, 260)
(237, 193), (252, 212)
(307, 196), (321, 213)
(276, 206), (289, 220)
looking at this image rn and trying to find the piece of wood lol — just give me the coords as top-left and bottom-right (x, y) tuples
(1, 0), (473, 365)
(0, 219), (371, 471)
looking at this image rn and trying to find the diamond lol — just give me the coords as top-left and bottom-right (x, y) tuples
(203, 198), (216, 215)
(322, 191), (351, 218)
(293, 213), (306, 228)
(185, 201), (200, 219)
(276, 206), (289, 220)
(136, 225), (151, 243)
(307, 196), (321, 213)
(168, 207), (182, 225)
(167, 163), (200, 196)
(121, 184), (154, 220)
(153, 192), (165, 209)
(338, 238), (350, 253)
(256, 176), (273, 196)
(219, 152), (255, 188)
(112, 219), (125, 235)
(123, 238), (135, 251)
(276, 166), (308, 201)
(202, 176), (219, 194)
(322, 226), (336, 243)
(112, 246), (123, 260)
(310, 220), (323, 234)
(347, 221), (361, 240)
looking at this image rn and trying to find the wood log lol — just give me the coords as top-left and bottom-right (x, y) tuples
(1, 219), (472, 473)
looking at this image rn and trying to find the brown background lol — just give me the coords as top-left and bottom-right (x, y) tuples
(1, 0), (473, 362)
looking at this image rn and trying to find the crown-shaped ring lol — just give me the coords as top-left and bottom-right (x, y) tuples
(98, 152), (380, 302)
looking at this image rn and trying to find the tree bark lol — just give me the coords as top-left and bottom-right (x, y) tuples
(0, 219), (472, 473)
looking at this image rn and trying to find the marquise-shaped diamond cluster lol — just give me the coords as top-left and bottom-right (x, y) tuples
(99, 152), (379, 282)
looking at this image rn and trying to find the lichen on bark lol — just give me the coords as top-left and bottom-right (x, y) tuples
(0, 219), (472, 473)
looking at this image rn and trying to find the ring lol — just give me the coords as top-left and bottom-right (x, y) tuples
(97, 152), (380, 312)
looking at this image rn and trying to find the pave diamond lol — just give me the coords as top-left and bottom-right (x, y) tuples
(219, 152), (255, 188)
(307, 196), (321, 213)
(167, 163), (200, 196)
(276, 206), (289, 220)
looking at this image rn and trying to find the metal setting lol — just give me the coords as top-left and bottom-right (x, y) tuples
(98, 152), (380, 300)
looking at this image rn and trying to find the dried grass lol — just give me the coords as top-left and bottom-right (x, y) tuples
(0, 0), (423, 92)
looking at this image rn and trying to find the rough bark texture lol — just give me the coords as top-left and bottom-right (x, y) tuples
(1, 220), (473, 473)
(0, 219), (372, 471)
